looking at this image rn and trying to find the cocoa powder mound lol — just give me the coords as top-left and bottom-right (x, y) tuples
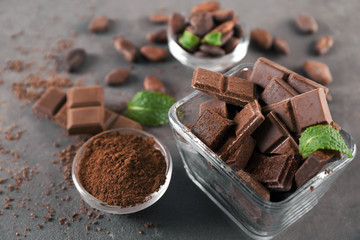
(78, 133), (167, 207)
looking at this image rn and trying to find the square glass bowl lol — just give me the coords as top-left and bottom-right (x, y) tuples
(168, 63), (357, 239)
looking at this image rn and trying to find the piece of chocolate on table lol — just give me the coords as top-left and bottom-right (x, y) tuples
(192, 68), (256, 106)
(246, 153), (301, 192)
(191, 109), (233, 151)
(32, 87), (66, 120)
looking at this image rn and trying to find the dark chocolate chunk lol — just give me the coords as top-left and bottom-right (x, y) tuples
(191, 109), (233, 151)
(199, 98), (228, 118)
(262, 99), (297, 133)
(67, 86), (104, 108)
(192, 68), (256, 106)
(66, 48), (87, 72)
(287, 73), (328, 95)
(114, 36), (138, 62)
(261, 77), (298, 105)
(67, 107), (104, 135)
(32, 87), (66, 119)
(235, 169), (270, 201)
(295, 150), (337, 188)
(246, 153), (301, 191)
(253, 112), (298, 155)
(225, 135), (255, 171)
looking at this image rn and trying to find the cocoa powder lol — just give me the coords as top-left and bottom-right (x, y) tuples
(78, 132), (167, 207)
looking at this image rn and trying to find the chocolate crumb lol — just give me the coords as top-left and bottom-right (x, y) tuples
(4, 203), (12, 209)
(25, 227), (31, 232)
(310, 186), (315, 192)
(36, 224), (42, 229)
(85, 225), (90, 231)
(13, 213), (18, 218)
(15, 231), (20, 236)
(138, 229), (143, 234)
(97, 227), (102, 231)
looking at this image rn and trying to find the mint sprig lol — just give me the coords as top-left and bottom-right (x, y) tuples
(179, 30), (200, 50)
(299, 125), (352, 159)
(125, 91), (176, 126)
(202, 32), (222, 46)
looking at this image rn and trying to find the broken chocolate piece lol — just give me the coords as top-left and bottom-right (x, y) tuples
(287, 73), (328, 95)
(108, 115), (142, 130)
(67, 107), (104, 135)
(235, 169), (270, 201)
(199, 98), (228, 118)
(225, 135), (255, 170)
(67, 86), (104, 108)
(32, 87), (66, 119)
(261, 78), (298, 105)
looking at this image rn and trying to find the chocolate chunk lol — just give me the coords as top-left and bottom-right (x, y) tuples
(54, 104), (67, 128)
(32, 87), (66, 119)
(233, 23), (244, 38)
(273, 37), (290, 55)
(199, 45), (225, 56)
(169, 13), (186, 34)
(199, 98), (228, 118)
(146, 29), (167, 43)
(191, 109), (233, 151)
(66, 48), (86, 72)
(67, 86), (104, 108)
(104, 109), (118, 130)
(189, 12), (214, 37)
(144, 75), (165, 93)
(235, 169), (270, 201)
(262, 99), (297, 133)
(224, 37), (239, 54)
(108, 115), (142, 130)
(295, 150), (337, 188)
(105, 68), (129, 86)
(149, 13), (168, 24)
(249, 57), (290, 88)
(314, 35), (334, 56)
(261, 77), (298, 105)
(225, 135), (255, 171)
(290, 88), (332, 132)
(114, 36), (138, 62)
(287, 73), (328, 95)
(295, 14), (318, 34)
(140, 45), (168, 62)
(191, 1), (221, 13)
(303, 60), (332, 85)
(213, 9), (235, 23)
(253, 112), (298, 155)
(250, 29), (273, 51)
(88, 15), (109, 33)
(218, 100), (264, 160)
(246, 153), (301, 191)
(192, 68), (256, 106)
(210, 20), (234, 34)
(67, 107), (104, 135)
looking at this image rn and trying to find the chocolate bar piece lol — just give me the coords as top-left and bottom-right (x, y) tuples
(67, 86), (105, 135)
(199, 98), (228, 118)
(54, 104), (67, 128)
(192, 109), (233, 151)
(261, 77), (298, 105)
(67, 107), (104, 135)
(218, 100), (264, 160)
(32, 87), (66, 119)
(295, 150), (337, 188)
(235, 169), (270, 201)
(253, 112), (298, 155)
(246, 153), (301, 191)
(192, 68), (256, 106)
(108, 115), (143, 130)
(288, 73), (328, 95)
(262, 99), (296, 132)
(225, 135), (255, 171)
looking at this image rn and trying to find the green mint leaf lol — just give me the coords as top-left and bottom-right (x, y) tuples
(125, 91), (176, 126)
(179, 30), (200, 50)
(202, 32), (222, 46)
(299, 125), (353, 159)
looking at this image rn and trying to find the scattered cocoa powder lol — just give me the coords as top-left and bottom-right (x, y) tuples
(78, 132), (167, 207)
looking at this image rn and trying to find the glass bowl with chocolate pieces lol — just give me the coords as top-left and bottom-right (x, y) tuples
(72, 128), (173, 214)
(168, 60), (356, 239)
(167, 8), (249, 72)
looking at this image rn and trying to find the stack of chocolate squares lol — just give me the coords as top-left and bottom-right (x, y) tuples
(191, 57), (338, 201)
(32, 85), (142, 135)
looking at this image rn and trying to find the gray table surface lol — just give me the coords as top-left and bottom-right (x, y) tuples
(0, 0), (359, 239)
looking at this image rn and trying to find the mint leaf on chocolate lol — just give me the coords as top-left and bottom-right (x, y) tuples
(202, 32), (222, 46)
(126, 91), (175, 126)
(299, 125), (352, 159)
(179, 30), (200, 50)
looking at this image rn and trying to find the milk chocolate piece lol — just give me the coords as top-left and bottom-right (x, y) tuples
(192, 68), (256, 106)
(67, 86), (104, 108)
(291, 88), (332, 132)
(261, 78), (298, 105)
(108, 115), (142, 130)
(199, 98), (228, 118)
(246, 153), (301, 191)
(104, 109), (118, 130)
(235, 169), (270, 201)
(218, 101), (264, 160)
(67, 107), (104, 135)
(288, 73), (328, 95)
(249, 57), (290, 88)
(225, 135), (255, 171)
(192, 109), (233, 151)
(253, 112), (298, 155)
(54, 104), (67, 128)
(32, 87), (66, 119)
(295, 150), (337, 188)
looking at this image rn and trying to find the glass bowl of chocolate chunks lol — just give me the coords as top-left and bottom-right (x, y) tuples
(168, 59), (356, 239)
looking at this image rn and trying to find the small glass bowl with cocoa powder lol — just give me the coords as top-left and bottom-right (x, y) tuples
(72, 128), (172, 214)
